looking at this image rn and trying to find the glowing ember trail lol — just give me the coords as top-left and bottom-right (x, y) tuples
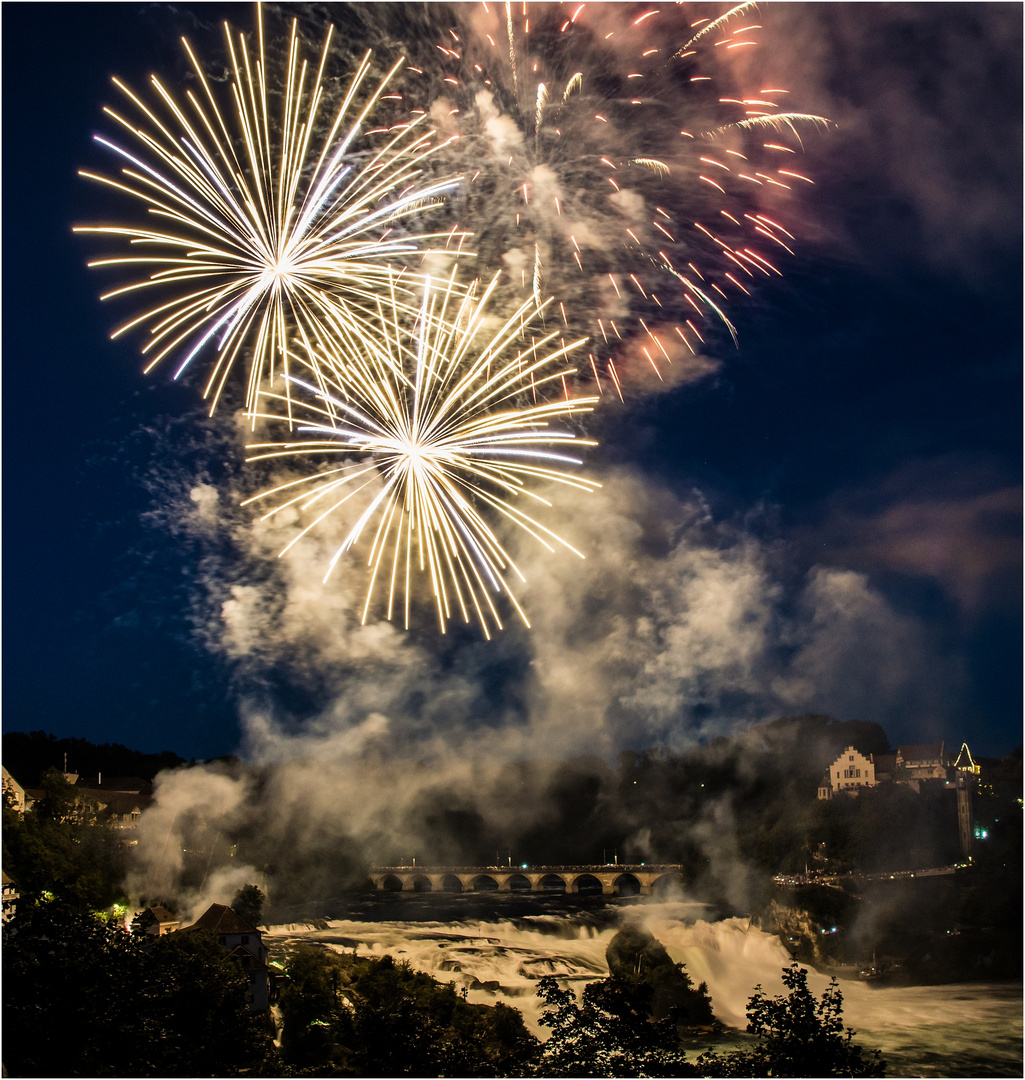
(411, 1), (830, 390)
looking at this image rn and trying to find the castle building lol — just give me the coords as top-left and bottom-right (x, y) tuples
(818, 746), (878, 800)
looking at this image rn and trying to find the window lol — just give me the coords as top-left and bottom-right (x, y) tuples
(849, 755), (855, 762)
(856, 769), (861, 778)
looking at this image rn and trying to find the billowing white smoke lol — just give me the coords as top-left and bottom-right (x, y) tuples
(127, 449), (958, 913)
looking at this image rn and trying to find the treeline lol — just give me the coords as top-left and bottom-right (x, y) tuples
(3, 728), (188, 786)
(3, 899), (883, 1077)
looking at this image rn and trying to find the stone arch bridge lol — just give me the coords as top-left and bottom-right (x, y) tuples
(368, 864), (684, 897)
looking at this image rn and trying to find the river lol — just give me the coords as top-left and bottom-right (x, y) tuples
(264, 897), (1022, 1077)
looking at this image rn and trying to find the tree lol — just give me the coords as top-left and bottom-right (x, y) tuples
(279, 945), (537, 1076)
(278, 943), (353, 1070)
(232, 882), (265, 927)
(530, 927), (716, 1076)
(3, 768), (126, 908)
(698, 962), (884, 1077)
(532, 974), (695, 1077)
(2, 898), (279, 1076)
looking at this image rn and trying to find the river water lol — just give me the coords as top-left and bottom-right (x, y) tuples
(264, 897), (1022, 1077)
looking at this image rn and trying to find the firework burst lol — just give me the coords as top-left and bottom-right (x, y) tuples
(243, 270), (599, 637)
(410, 1), (830, 394)
(76, 6), (469, 418)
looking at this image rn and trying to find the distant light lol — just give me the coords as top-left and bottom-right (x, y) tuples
(521, 863), (528, 869)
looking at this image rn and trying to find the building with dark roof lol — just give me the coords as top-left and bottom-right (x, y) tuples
(896, 743), (948, 784)
(178, 903), (270, 1011)
(75, 775), (152, 795)
(135, 905), (180, 937)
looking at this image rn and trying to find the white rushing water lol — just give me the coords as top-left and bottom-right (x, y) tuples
(265, 902), (1022, 1077)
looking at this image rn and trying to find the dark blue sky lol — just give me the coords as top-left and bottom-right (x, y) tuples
(3, 4), (1021, 760)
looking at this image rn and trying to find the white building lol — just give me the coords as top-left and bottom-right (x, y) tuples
(818, 746), (878, 799)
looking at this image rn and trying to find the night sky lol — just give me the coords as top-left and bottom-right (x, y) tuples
(3, 3), (1021, 762)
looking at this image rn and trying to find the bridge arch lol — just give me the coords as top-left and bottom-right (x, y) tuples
(411, 874), (433, 892)
(471, 874), (499, 892)
(506, 874), (532, 892)
(539, 873), (567, 893)
(380, 874), (403, 892)
(570, 873), (603, 895)
(440, 874), (463, 893)
(651, 871), (684, 896)
(613, 873), (641, 896)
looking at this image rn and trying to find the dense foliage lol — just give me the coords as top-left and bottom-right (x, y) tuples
(533, 974), (695, 1076)
(279, 944), (538, 1075)
(534, 953), (884, 1078)
(3, 768), (126, 908)
(697, 963), (885, 1077)
(232, 882), (266, 927)
(2, 900), (278, 1077)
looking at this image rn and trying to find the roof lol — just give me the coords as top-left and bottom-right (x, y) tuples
(179, 903), (260, 936)
(898, 743), (945, 762)
(952, 743), (978, 769)
(94, 791), (149, 814)
(146, 905), (178, 924)
(1, 766), (25, 791)
(75, 776), (150, 793)
(830, 746), (873, 764)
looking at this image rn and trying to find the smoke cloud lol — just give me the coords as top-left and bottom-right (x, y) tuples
(127, 414), (961, 915)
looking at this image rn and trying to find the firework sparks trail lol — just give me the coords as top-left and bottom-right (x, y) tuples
(407, 1), (830, 392)
(243, 270), (600, 637)
(76, 6), (471, 419)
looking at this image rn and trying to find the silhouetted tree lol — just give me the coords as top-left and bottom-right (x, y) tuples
(3, 899), (278, 1076)
(698, 962), (884, 1077)
(280, 945), (537, 1076)
(3, 769), (126, 908)
(231, 883), (265, 927)
(532, 974), (694, 1077)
